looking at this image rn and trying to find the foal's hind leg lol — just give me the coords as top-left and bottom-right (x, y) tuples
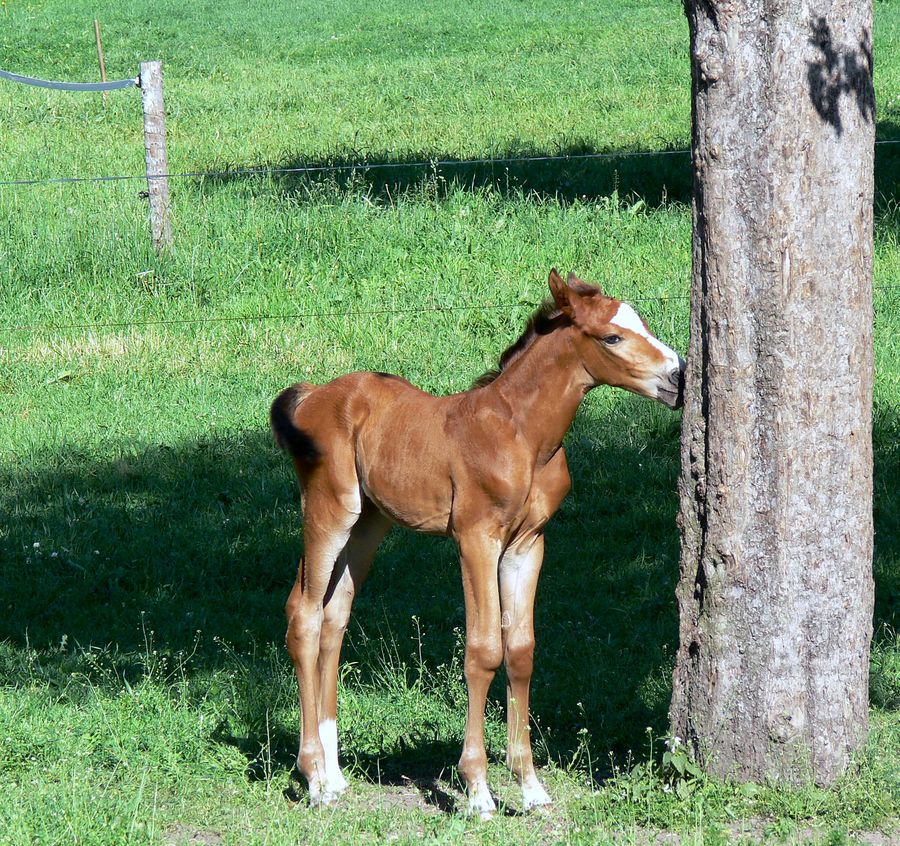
(315, 503), (391, 796)
(499, 533), (552, 810)
(285, 486), (362, 806)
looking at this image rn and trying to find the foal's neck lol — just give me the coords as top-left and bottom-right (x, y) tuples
(488, 326), (589, 463)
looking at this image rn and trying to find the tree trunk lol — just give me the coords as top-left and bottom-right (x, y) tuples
(671, 0), (875, 786)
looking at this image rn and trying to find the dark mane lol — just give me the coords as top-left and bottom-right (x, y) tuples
(472, 298), (568, 388)
(473, 278), (606, 388)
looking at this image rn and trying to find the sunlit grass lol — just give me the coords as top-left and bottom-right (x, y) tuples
(0, 1), (898, 843)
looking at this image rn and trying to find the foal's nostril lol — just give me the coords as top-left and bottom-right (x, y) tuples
(669, 367), (683, 387)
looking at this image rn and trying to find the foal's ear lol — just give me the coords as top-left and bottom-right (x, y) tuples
(567, 270), (604, 296)
(548, 267), (574, 316)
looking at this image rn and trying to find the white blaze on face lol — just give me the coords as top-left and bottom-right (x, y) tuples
(609, 303), (682, 371)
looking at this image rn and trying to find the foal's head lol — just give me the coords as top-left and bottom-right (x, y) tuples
(549, 268), (686, 408)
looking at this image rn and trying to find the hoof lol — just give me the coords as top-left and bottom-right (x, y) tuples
(308, 777), (347, 808)
(310, 789), (340, 808)
(325, 771), (349, 796)
(522, 780), (552, 812)
(465, 781), (497, 820)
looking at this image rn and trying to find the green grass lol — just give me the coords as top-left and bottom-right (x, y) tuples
(1, 1), (899, 843)
(1, 0), (692, 177)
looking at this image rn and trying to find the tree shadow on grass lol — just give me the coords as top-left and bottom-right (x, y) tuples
(1, 402), (896, 792)
(224, 721), (464, 813)
(875, 124), (900, 214)
(0, 402), (683, 773)
(191, 134), (900, 214)
(195, 141), (694, 207)
(872, 401), (899, 643)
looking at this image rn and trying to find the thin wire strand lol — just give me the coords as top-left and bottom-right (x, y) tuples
(0, 302), (532, 334)
(5, 139), (900, 189)
(0, 149), (693, 188)
(2, 287), (898, 335)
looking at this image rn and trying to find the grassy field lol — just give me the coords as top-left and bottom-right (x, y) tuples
(1, 1), (898, 843)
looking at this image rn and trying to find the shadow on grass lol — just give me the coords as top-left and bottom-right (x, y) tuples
(226, 721), (464, 813)
(196, 141), (694, 207)
(1, 403), (897, 789)
(873, 401), (899, 641)
(191, 135), (900, 212)
(876, 125), (900, 212)
(0, 403), (683, 769)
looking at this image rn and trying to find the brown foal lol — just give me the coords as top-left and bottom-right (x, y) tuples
(271, 269), (685, 817)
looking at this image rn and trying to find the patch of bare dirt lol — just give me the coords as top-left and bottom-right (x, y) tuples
(634, 819), (899, 845)
(163, 824), (224, 846)
(341, 776), (460, 815)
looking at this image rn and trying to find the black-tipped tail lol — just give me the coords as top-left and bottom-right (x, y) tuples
(270, 383), (321, 465)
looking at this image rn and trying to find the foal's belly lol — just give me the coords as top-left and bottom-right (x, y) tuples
(355, 413), (454, 536)
(361, 480), (453, 535)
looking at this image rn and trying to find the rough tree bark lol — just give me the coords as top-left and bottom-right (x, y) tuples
(671, 0), (875, 786)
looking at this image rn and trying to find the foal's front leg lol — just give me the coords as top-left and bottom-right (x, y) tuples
(456, 532), (504, 819)
(499, 534), (552, 810)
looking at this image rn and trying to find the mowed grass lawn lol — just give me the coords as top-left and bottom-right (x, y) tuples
(1, 2), (898, 844)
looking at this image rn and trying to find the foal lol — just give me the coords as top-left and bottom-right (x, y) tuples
(271, 269), (684, 817)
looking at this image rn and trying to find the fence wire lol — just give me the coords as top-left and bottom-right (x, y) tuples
(0, 149), (694, 189)
(4, 140), (900, 190)
(1, 103), (896, 337)
(0, 302), (536, 334)
(2, 286), (898, 336)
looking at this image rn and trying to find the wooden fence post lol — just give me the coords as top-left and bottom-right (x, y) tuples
(93, 20), (108, 107)
(139, 60), (173, 251)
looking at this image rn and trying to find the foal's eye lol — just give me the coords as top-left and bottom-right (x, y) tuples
(602, 334), (623, 346)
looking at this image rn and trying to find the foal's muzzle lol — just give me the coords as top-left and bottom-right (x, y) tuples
(657, 360), (686, 410)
